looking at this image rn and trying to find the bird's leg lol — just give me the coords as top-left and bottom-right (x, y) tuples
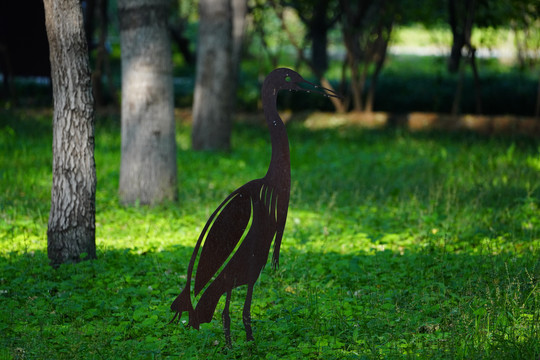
(243, 283), (255, 342)
(222, 290), (232, 347)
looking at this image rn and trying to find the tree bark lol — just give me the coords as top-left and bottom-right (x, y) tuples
(447, 0), (464, 73)
(365, 22), (392, 113)
(231, 0), (247, 70)
(448, 0), (482, 115)
(469, 47), (482, 114)
(191, 0), (234, 151)
(229, 0), (247, 117)
(118, 0), (178, 205)
(43, 0), (97, 267)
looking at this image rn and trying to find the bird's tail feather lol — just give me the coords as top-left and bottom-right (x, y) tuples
(193, 280), (229, 326)
(170, 286), (197, 328)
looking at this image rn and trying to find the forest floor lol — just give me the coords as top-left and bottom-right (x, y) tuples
(0, 109), (539, 359)
(238, 110), (540, 138)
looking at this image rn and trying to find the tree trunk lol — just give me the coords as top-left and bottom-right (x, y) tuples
(118, 0), (178, 205)
(229, 0), (247, 116)
(464, 0), (482, 114)
(365, 23), (392, 113)
(447, 0), (464, 73)
(309, 0), (330, 77)
(448, 0), (482, 115)
(231, 0), (247, 70)
(340, 0), (381, 113)
(321, 77), (346, 113)
(271, 0), (345, 112)
(343, 35), (363, 112)
(191, 0), (233, 151)
(88, 0), (113, 106)
(43, 0), (96, 267)
(469, 47), (482, 114)
(452, 64), (465, 115)
(535, 73), (540, 118)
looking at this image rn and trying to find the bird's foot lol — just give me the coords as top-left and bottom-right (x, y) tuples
(243, 314), (254, 342)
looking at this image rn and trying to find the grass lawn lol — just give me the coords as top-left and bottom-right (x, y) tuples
(0, 109), (539, 359)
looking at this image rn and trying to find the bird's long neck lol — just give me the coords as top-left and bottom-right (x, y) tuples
(262, 84), (290, 188)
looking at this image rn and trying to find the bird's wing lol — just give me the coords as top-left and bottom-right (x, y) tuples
(193, 185), (253, 296)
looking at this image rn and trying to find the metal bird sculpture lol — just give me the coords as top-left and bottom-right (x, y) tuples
(170, 68), (340, 345)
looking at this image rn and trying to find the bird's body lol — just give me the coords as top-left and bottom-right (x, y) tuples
(170, 68), (338, 344)
(170, 177), (288, 327)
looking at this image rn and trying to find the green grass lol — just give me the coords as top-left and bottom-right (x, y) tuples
(391, 25), (520, 51)
(1, 109), (539, 359)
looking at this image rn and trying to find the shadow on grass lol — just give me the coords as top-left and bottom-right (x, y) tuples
(279, 123), (539, 243)
(0, 242), (538, 359)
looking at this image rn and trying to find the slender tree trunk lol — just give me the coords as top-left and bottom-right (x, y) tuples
(118, 0), (177, 205)
(321, 77), (346, 113)
(89, 0), (112, 106)
(0, 44), (15, 100)
(191, 0), (233, 151)
(309, 0), (331, 77)
(448, 0), (481, 115)
(464, 0), (482, 114)
(365, 25), (391, 113)
(535, 74), (540, 118)
(43, 0), (97, 267)
(346, 51), (363, 112)
(274, 0), (344, 112)
(231, 0), (247, 70)
(447, 0), (463, 73)
(340, 0), (382, 113)
(452, 64), (465, 115)
(229, 0), (247, 114)
(469, 47), (482, 114)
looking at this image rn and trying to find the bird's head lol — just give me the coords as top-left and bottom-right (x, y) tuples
(267, 68), (342, 98)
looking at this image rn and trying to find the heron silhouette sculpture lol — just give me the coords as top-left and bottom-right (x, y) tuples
(170, 68), (340, 345)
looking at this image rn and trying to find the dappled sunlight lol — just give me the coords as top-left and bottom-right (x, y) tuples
(286, 207), (417, 256)
(1, 111), (539, 359)
(95, 207), (202, 252)
(527, 153), (540, 172)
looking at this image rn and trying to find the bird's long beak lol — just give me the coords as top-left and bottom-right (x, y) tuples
(297, 80), (343, 99)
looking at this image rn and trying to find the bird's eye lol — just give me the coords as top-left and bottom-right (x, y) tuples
(285, 75), (291, 82)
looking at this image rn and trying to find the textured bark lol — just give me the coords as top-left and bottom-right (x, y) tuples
(191, 0), (234, 151)
(43, 0), (96, 267)
(118, 0), (178, 205)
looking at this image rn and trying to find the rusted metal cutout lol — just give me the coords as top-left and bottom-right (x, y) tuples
(170, 68), (340, 345)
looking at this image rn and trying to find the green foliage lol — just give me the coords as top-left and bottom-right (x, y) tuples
(238, 53), (538, 115)
(1, 110), (539, 359)
(374, 55), (538, 115)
